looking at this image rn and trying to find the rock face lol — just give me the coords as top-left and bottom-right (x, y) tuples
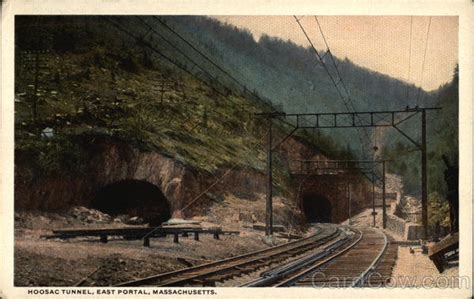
(297, 174), (372, 223)
(15, 137), (198, 217)
(14, 137), (267, 222)
(15, 135), (374, 225)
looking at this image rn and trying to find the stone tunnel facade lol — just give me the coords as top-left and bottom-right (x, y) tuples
(15, 136), (267, 222)
(15, 135), (374, 225)
(294, 174), (373, 223)
(277, 134), (375, 224)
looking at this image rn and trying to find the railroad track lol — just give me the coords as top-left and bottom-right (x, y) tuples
(243, 227), (396, 288)
(115, 224), (344, 287)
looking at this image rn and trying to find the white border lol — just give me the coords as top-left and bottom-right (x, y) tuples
(1, 1), (472, 298)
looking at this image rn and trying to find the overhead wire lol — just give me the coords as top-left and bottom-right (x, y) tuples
(405, 16), (413, 106)
(416, 16), (432, 106)
(150, 15), (376, 162)
(135, 16), (216, 85)
(294, 16), (371, 159)
(133, 16), (259, 120)
(103, 17), (224, 124)
(104, 16), (259, 117)
(153, 17), (265, 104)
(103, 16), (271, 216)
(314, 16), (372, 145)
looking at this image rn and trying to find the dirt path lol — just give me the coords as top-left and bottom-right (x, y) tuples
(14, 213), (274, 287)
(15, 232), (272, 286)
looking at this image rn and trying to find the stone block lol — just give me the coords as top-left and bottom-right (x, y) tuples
(405, 224), (425, 240)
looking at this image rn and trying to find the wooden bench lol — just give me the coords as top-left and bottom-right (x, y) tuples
(428, 233), (458, 273)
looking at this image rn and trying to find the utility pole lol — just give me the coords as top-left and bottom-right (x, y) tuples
(421, 109), (428, 239)
(348, 184), (352, 225)
(21, 50), (48, 125)
(32, 52), (39, 124)
(372, 172), (376, 227)
(266, 118), (273, 236)
(382, 160), (386, 229)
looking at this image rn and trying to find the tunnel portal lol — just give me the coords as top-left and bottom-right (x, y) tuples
(91, 179), (171, 226)
(302, 194), (332, 223)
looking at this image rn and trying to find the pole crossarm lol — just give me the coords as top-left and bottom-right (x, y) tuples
(257, 107), (441, 129)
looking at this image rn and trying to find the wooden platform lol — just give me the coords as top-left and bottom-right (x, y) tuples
(392, 240), (422, 246)
(41, 226), (239, 246)
(428, 233), (458, 273)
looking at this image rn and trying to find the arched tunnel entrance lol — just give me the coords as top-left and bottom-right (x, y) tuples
(302, 194), (332, 223)
(91, 180), (171, 226)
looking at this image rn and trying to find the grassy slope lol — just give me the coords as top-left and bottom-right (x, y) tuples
(15, 48), (269, 173)
(15, 17), (349, 200)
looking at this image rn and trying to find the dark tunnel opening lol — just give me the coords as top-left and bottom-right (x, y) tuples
(302, 194), (332, 223)
(91, 179), (171, 226)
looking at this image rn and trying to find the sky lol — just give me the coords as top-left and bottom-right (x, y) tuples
(213, 16), (458, 91)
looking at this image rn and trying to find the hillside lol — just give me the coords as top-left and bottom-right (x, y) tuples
(159, 16), (438, 154)
(14, 16), (356, 198)
(15, 16), (457, 205)
(383, 66), (458, 205)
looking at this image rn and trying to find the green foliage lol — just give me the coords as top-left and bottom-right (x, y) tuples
(161, 16), (435, 156)
(14, 17), (271, 175)
(14, 15), (456, 199)
(428, 192), (450, 227)
(16, 134), (90, 176)
(119, 52), (140, 73)
(382, 66), (458, 198)
(382, 65), (458, 234)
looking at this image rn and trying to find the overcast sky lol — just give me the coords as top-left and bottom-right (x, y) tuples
(213, 16), (458, 91)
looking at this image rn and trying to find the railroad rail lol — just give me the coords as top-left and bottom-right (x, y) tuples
(247, 227), (396, 288)
(115, 224), (342, 287)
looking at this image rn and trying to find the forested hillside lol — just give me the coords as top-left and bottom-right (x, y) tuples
(14, 16), (354, 198)
(162, 16), (457, 197)
(160, 17), (438, 155)
(383, 66), (458, 226)
(15, 16), (458, 208)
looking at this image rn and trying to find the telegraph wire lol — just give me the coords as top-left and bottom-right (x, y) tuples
(102, 17), (272, 220)
(104, 16), (259, 117)
(406, 16), (413, 106)
(138, 16), (269, 115)
(294, 16), (370, 158)
(416, 16), (432, 106)
(314, 16), (372, 139)
(104, 17), (222, 128)
(134, 17), (258, 119)
(153, 17), (263, 104)
(135, 16), (216, 84)
(105, 17), (258, 142)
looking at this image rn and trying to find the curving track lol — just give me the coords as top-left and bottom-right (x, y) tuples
(114, 225), (396, 288)
(256, 227), (396, 288)
(116, 224), (344, 287)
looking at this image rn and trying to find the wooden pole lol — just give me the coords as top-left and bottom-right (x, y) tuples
(421, 109), (428, 239)
(382, 161), (387, 229)
(266, 119), (273, 236)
